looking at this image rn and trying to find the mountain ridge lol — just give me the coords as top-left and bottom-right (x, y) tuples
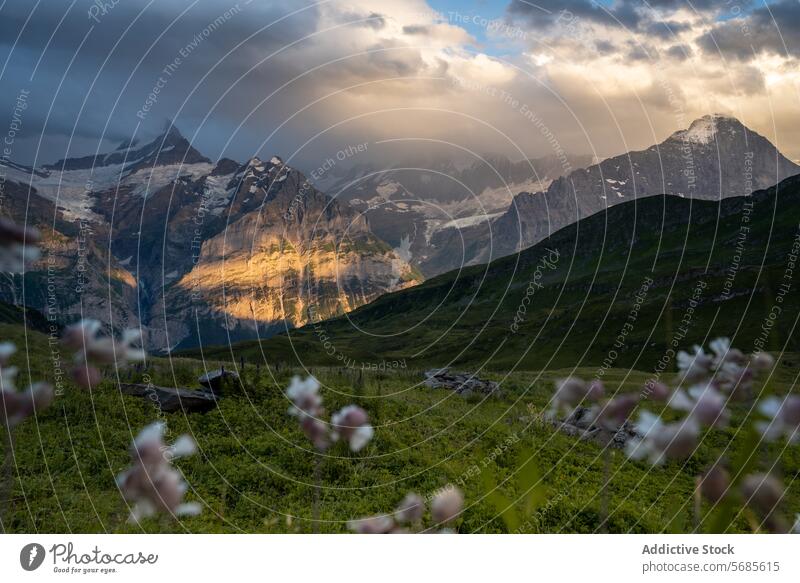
(191, 172), (800, 369)
(489, 114), (799, 261)
(0, 126), (421, 351)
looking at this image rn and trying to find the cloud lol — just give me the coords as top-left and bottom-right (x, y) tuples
(698, 0), (800, 60)
(0, 0), (797, 170)
(665, 43), (693, 61)
(645, 20), (693, 40)
(402, 24), (429, 35)
(506, 0), (642, 30)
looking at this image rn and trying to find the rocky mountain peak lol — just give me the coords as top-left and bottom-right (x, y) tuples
(489, 112), (799, 260)
(668, 113), (746, 146)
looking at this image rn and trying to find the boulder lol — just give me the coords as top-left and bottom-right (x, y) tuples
(423, 368), (500, 397)
(198, 368), (242, 396)
(553, 406), (639, 448)
(119, 383), (218, 413)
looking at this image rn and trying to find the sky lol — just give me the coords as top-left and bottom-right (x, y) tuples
(1, 0), (799, 170)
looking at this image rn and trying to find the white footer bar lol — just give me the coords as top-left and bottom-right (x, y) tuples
(1, 534), (797, 581)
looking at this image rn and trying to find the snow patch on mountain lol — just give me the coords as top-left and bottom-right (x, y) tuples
(0, 160), (123, 220)
(673, 114), (738, 146)
(201, 172), (238, 214)
(437, 212), (504, 231)
(128, 162), (215, 198)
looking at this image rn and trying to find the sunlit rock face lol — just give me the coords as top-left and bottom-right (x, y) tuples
(0, 128), (421, 351)
(151, 157), (421, 351)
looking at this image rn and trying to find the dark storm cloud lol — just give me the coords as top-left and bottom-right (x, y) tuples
(644, 20), (692, 40)
(403, 25), (430, 35)
(333, 11), (386, 29)
(506, 0), (642, 30)
(506, 0), (722, 36)
(697, 0), (800, 60)
(594, 40), (616, 55)
(627, 43), (652, 61)
(0, 0), (321, 164)
(665, 43), (693, 61)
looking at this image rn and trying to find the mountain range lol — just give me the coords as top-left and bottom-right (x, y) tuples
(490, 114), (799, 259)
(0, 126), (420, 351)
(316, 153), (593, 276)
(199, 172), (800, 370)
(312, 114), (798, 277)
(1, 114), (796, 352)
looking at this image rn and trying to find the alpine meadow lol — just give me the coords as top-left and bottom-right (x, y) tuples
(1, 2), (800, 578)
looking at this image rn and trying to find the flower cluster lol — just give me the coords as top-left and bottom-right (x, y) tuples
(0, 217), (40, 273)
(548, 377), (605, 419)
(549, 338), (798, 533)
(116, 422), (201, 524)
(286, 376), (373, 452)
(700, 468), (792, 533)
(0, 342), (53, 427)
(756, 395), (800, 444)
(62, 320), (145, 389)
(0, 220), (53, 428)
(331, 405), (374, 452)
(625, 338), (777, 465)
(348, 487), (463, 534)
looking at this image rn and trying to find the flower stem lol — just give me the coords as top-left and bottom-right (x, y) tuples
(693, 475), (701, 532)
(313, 453), (322, 534)
(0, 426), (16, 531)
(600, 442), (611, 533)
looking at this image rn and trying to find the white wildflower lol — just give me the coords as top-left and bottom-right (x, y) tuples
(116, 422), (200, 523)
(756, 396), (800, 444)
(626, 411), (700, 465)
(676, 345), (713, 383)
(669, 383), (730, 428)
(331, 405), (373, 452)
(286, 375), (322, 417)
(431, 487), (464, 524)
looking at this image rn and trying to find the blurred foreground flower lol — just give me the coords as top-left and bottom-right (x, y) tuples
(349, 487), (464, 534)
(699, 464), (730, 504)
(741, 473), (788, 533)
(331, 405), (374, 452)
(593, 394), (637, 430)
(395, 492), (425, 524)
(285, 376), (374, 532)
(757, 396), (800, 444)
(347, 514), (395, 534)
(669, 383), (730, 428)
(431, 487), (464, 525)
(625, 412), (699, 465)
(62, 320), (145, 388)
(0, 343), (53, 427)
(285, 376), (373, 452)
(0, 217), (40, 273)
(286, 375), (322, 417)
(116, 422), (200, 524)
(65, 320), (146, 364)
(549, 377), (603, 418)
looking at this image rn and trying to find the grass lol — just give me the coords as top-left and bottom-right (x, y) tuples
(5, 179), (800, 533)
(2, 323), (798, 533)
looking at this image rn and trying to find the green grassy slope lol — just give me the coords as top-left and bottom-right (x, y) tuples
(3, 176), (799, 533)
(4, 322), (798, 533)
